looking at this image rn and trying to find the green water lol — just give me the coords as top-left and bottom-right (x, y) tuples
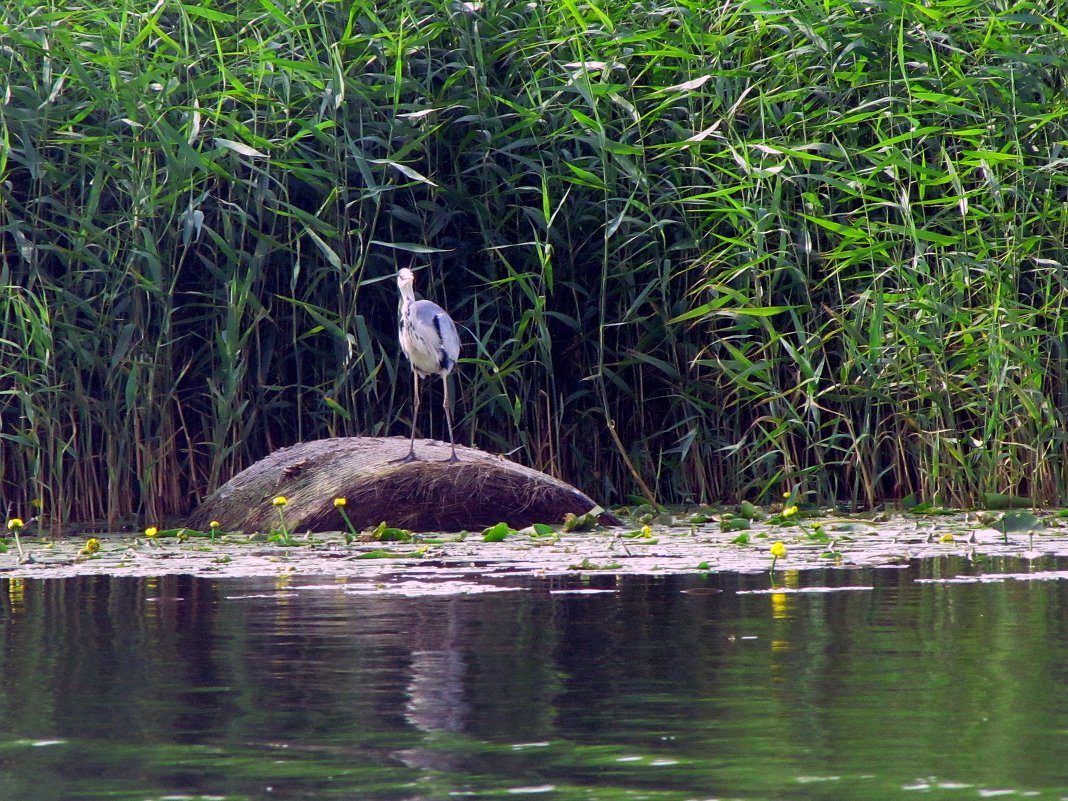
(1, 560), (1067, 800)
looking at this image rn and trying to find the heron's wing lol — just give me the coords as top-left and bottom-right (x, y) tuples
(414, 300), (461, 370)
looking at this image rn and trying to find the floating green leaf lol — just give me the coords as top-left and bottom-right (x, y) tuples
(994, 510), (1043, 533)
(369, 521), (412, 542)
(563, 512), (600, 532)
(482, 522), (514, 542)
(721, 517), (751, 533)
(982, 493), (1034, 511)
(568, 558), (622, 571)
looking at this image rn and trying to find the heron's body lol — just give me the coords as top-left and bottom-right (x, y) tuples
(396, 268), (460, 462)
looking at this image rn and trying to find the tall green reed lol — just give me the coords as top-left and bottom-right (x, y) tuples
(1, 0), (1067, 529)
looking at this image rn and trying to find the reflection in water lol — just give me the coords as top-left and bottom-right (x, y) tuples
(7, 578), (24, 613)
(404, 601), (468, 734)
(397, 600), (472, 774)
(0, 560), (1067, 800)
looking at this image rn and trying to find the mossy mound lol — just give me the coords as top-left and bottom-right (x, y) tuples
(187, 437), (619, 534)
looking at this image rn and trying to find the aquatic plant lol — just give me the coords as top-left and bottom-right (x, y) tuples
(562, 511), (601, 532)
(993, 509), (1044, 547)
(271, 497), (290, 539)
(6, 518), (25, 560)
(369, 521), (413, 542)
(334, 498), (358, 542)
(481, 522), (513, 542)
(769, 541), (787, 575)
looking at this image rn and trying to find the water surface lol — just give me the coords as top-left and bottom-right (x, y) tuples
(2, 559), (1067, 800)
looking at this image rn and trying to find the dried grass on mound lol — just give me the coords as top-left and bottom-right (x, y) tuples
(187, 437), (617, 533)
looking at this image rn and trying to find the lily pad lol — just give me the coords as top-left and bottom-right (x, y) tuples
(994, 510), (1043, 533)
(482, 522), (514, 542)
(982, 493), (1034, 510)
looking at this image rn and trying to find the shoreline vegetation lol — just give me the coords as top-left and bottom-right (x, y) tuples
(0, 509), (1064, 581)
(2, 0), (1067, 531)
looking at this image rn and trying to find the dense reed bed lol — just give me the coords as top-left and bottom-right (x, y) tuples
(2, 0), (1067, 529)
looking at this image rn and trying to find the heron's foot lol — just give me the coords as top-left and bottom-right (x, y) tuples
(391, 451), (419, 464)
(442, 453), (460, 464)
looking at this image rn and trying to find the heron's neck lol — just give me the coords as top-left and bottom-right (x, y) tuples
(398, 286), (415, 317)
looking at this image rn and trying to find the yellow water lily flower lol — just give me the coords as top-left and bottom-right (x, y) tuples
(333, 497), (347, 508)
(272, 496), (288, 507)
(6, 518), (24, 531)
(770, 541), (787, 558)
(145, 526), (158, 538)
(81, 538), (101, 555)
(209, 520), (221, 530)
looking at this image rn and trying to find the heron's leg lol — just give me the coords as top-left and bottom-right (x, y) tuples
(442, 374), (458, 463)
(409, 370), (421, 457)
(393, 370), (420, 463)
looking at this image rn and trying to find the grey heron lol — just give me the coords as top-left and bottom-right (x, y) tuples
(395, 267), (461, 462)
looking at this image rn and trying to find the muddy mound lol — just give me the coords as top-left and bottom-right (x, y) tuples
(187, 437), (618, 533)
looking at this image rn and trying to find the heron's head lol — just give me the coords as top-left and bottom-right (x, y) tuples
(397, 267), (415, 292)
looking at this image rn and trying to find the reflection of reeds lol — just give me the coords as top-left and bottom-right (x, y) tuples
(2, 0), (1067, 528)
